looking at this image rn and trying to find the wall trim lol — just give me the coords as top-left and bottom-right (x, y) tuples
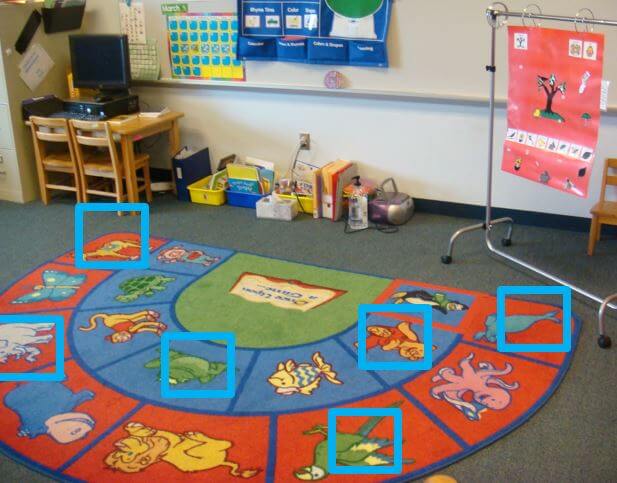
(413, 198), (602, 233)
(134, 80), (617, 114)
(150, 168), (605, 234)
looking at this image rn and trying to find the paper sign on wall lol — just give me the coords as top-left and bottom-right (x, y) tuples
(19, 43), (54, 91)
(502, 27), (605, 198)
(119, 0), (146, 44)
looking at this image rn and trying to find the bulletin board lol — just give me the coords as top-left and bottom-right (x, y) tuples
(126, 0), (617, 106)
(237, 0), (392, 67)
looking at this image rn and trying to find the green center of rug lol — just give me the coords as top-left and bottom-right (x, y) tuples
(175, 253), (391, 348)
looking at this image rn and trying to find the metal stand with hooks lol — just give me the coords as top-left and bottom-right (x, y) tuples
(441, 3), (617, 349)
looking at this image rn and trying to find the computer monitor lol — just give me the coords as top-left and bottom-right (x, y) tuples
(69, 34), (131, 95)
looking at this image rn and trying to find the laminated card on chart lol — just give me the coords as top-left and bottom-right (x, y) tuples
(502, 26), (605, 198)
(237, 0), (392, 66)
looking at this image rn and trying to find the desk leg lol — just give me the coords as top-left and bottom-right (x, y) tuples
(121, 135), (139, 212)
(169, 120), (181, 196)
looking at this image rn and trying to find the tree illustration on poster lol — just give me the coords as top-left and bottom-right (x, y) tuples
(535, 74), (567, 122)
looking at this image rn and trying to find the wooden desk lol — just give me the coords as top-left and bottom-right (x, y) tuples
(109, 111), (184, 204)
(26, 111), (184, 206)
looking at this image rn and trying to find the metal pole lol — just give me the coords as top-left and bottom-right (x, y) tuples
(494, 10), (617, 27)
(441, 8), (513, 265)
(442, 4), (617, 348)
(485, 21), (496, 228)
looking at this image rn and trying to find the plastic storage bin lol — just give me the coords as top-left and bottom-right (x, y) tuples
(277, 193), (314, 214)
(226, 190), (265, 209)
(256, 196), (298, 221)
(187, 176), (226, 206)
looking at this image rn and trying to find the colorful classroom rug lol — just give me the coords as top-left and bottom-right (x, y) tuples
(0, 233), (580, 482)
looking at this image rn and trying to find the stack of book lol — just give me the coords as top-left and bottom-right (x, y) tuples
(313, 160), (357, 220)
(226, 159), (275, 196)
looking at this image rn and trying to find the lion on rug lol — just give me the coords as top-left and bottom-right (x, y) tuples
(104, 422), (259, 478)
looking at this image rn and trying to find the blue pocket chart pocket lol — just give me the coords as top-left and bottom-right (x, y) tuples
(237, 0), (392, 66)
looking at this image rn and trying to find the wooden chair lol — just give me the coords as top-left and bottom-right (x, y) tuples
(588, 158), (617, 255)
(68, 119), (152, 210)
(29, 116), (82, 203)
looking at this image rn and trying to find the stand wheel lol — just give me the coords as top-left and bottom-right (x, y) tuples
(598, 335), (612, 349)
(501, 238), (512, 247)
(441, 255), (452, 265)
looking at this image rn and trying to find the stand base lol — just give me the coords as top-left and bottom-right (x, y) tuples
(443, 217), (616, 349)
(441, 217), (513, 264)
(598, 335), (612, 349)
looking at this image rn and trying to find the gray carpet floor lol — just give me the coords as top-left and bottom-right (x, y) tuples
(0, 193), (616, 482)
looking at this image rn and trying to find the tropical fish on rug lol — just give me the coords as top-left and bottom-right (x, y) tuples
(295, 402), (414, 480)
(11, 270), (86, 304)
(0, 322), (54, 363)
(83, 240), (142, 260)
(474, 311), (561, 343)
(145, 350), (227, 385)
(430, 352), (519, 421)
(115, 275), (175, 303)
(104, 422), (260, 477)
(268, 352), (343, 396)
(80, 310), (167, 344)
(4, 382), (95, 444)
(157, 246), (220, 267)
(391, 290), (468, 315)
(357, 321), (436, 361)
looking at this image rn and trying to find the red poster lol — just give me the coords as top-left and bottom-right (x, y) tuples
(502, 26), (604, 197)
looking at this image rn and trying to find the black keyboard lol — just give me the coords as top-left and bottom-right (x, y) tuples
(49, 111), (104, 121)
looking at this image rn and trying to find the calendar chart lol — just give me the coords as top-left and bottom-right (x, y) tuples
(167, 13), (245, 81)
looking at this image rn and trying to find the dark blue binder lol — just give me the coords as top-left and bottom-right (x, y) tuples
(173, 147), (212, 201)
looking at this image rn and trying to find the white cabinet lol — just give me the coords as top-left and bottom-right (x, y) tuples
(0, 103), (13, 149)
(0, 7), (76, 202)
(0, 148), (21, 196)
(0, 48), (6, 105)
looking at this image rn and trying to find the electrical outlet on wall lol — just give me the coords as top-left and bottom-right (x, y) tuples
(299, 133), (310, 150)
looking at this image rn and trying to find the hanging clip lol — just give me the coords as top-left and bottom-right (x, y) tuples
(521, 4), (542, 27)
(575, 8), (595, 33)
(486, 2), (509, 28)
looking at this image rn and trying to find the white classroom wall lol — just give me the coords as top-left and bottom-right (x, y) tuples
(82, 0), (617, 219)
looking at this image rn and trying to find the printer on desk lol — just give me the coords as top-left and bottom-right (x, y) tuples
(21, 95), (63, 120)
